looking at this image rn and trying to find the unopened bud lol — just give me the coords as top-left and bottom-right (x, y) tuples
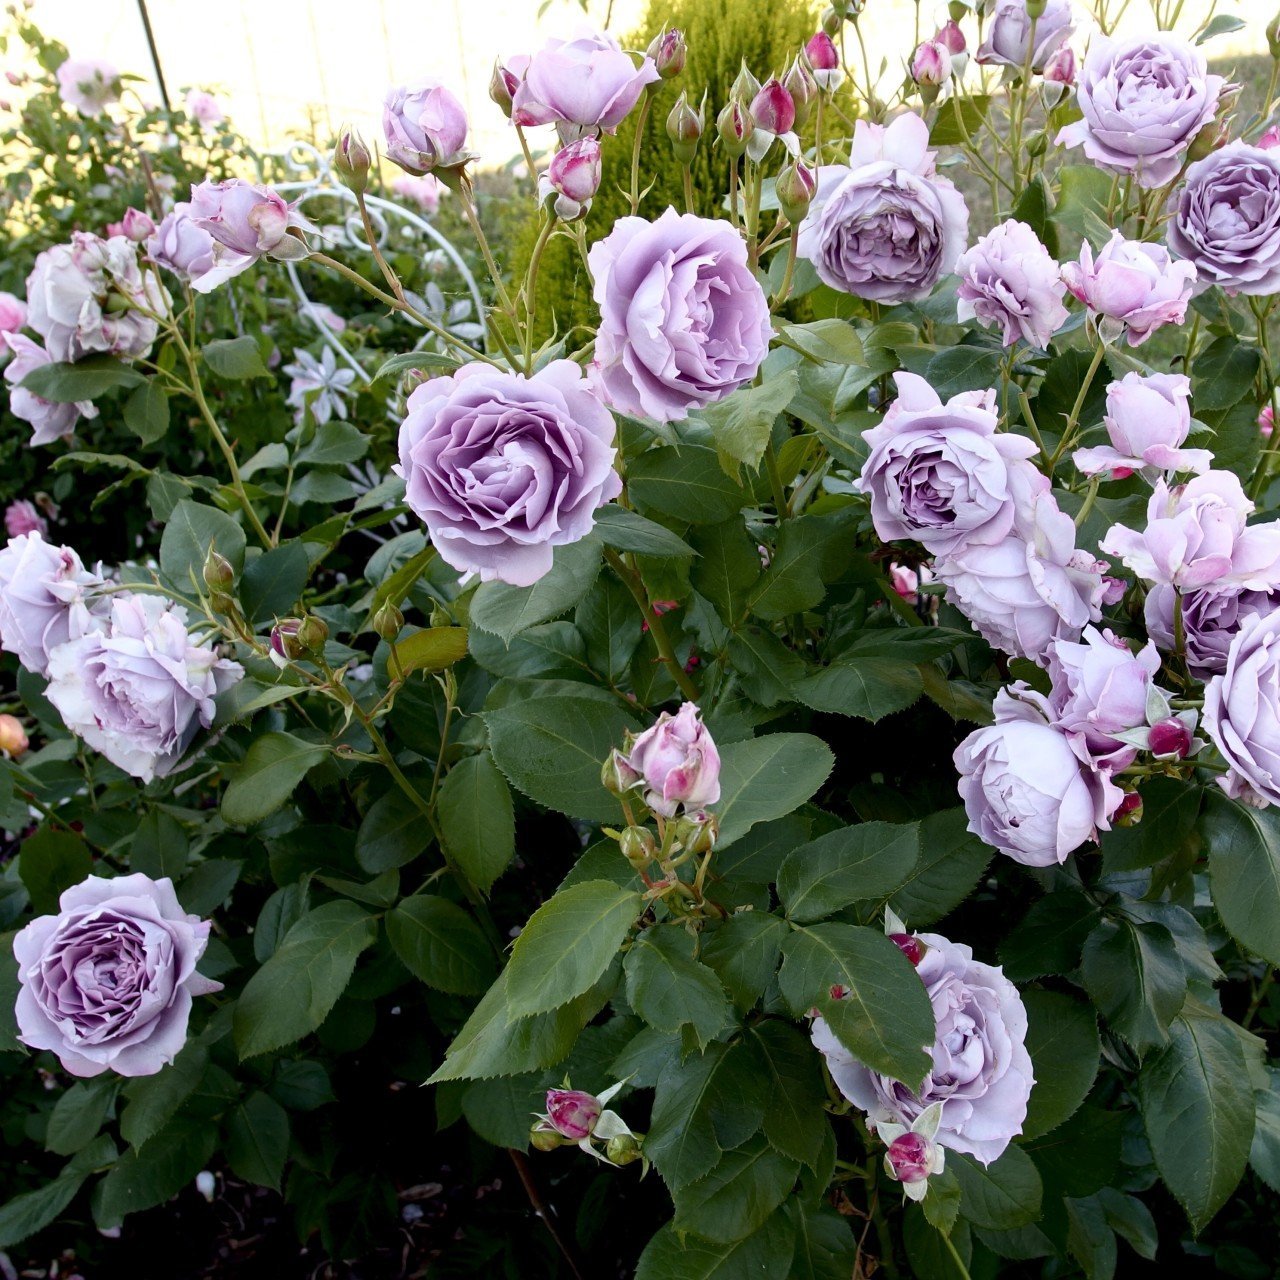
(783, 55), (817, 129)
(749, 77), (796, 136)
(203, 547), (235, 590)
(606, 1132), (644, 1166)
(731, 61), (761, 105)
(544, 1089), (601, 1140)
(911, 40), (952, 92)
(775, 157), (816, 223)
(530, 1125), (565, 1152)
(1115, 791), (1143, 827)
(1148, 718), (1192, 760)
(334, 124), (372, 195)
(296, 614), (328, 653)
(821, 7), (841, 37)
(195, 1171), (217, 1202)
(678, 809), (719, 856)
(120, 207), (155, 242)
(647, 28), (686, 80)
(717, 99), (754, 159)
(806, 32), (843, 93)
(372, 601), (404, 643)
(666, 91), (703, 165)
(1269, 12), (1280, 60)
(1187, 120), (1228, 162)
(619, 825), (657, 869)
(543, 135), (602, 220)
(270, 619), (305, 666)
(1043, 45), (1075, 87)
(209, 591), (236, 616)
(889, 932), (926, 966)
(602, 748), (642, 796)
(935, 20), (966, 57)
(0, 713), (29, 757)
(489, 61), (519, 118)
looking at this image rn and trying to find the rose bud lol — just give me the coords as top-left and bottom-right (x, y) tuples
(1115, 790), (1143, 826)
(1043, 45), (1075, 86)
(269, 619), (305, 667)
(1261, 126), (1280, 151)
(0, 713), (29, 757)
(605, 1133), (644, 1166)
(731, 61), (761, 105)
(672, 808), (718, 855)
(1261, 405), (1276, 437)
(647, 28), (686, 80)
(296, 614), (328, 653)
(1148, 717), (1192, 760)
(783, 55), (817, 129)
(911, 40), (952, 103)
(806, 31), (844, 91)
(489, 60), (519, 118)
(1270, 11), (1280, 60)
(821, 7), (842, 37)
(383, 79), (470, 179)
(936, 20), (966, 56)
(543, 135), (602, 219)
(334, 124), (372, 195)
(544, 1089), (602, 1141)
(372, 601), (404, 643)
(776, 156), (816, 223)
(666, 91), (703, 165)
(889, 932), (926, 966)
(202, 546), (235, 591)
(625, 702), (721, 818)
(119, 207), (155, 242)
(717, 99), (754, 159)
(619, 825), (656, 869)
(747, 77), (795, 162)
(529, 1124), (565, 1152)
(889, 563), (919, 598)
(602, 747), (642, 796)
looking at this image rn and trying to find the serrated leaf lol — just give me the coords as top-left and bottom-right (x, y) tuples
(202, 336), (269, 379)
(701, 370), (798, 474)
(701, 913), (788, 1011)
(624, 925), (732, 1048)
(391, 626), (469, 674)
(437, 754), (516, 890)
(120, 1043), (209, 1148)
(1201, 791), (1280, 967)
(714, 733), (834, 848)
(159, 498), (246, 591)
(672, 1134), (800, 1243)
(19, 827), (92, 915)
(386, 895), (495, 995)
(628, 444), (745, 524)
(888, 808), (991, 927)
(225, 1091), (290, 1191)
(20, 353), (142, 400)
(1021, 990), (1100, 1140)
(239, 542), (310, 625)
(778, 821), (919, 923)
(0, 1136), (116, 1249)
(1081, 918), (1185, 1052)
(950, 1147), (1043, 1230)
(355, 787), (432, 874)
(221, 732), (327, 827)
(747, 1021), (829, 1170)
(794, 657), (923, 721)
(635, 1211), (796, 1280)
(93, 1118), (215, 1228)
(470, 537), (601, 642)
(46, 1078), (119, 1156)
(593, 503), (695, 558)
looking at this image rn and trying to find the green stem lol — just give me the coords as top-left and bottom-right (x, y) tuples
(604, 548), (700, 702)
(523, 215), (556, 373)
(772, 226), (799, 308)
(681, 164), (695, 215)
(941, 1230), (974, 1280)
(629, 94), (654, 215)
(1047, 342), (1107, 475)
(1074, 476), (1100, 528)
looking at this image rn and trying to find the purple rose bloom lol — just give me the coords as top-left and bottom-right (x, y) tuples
(382, 78), (471, 176)
(1146, 583), (1280, 679)
(589, 209), (771, 424)
(510, 29), (660, 141)
(1204, 612), (1280, 807)
(146, 202), (254, 295)
(1046, 625), (1161, 772)
(1167, 143), (1280, 296)
(1057, 35), (1225, 189)
(625, 702), (721, 817)
(13, 873), (221, 1077)
(955, 219), (1069, 349)
(954, 686), (1113, 866)
(1061, 231), (1196, 347)
(856, 372), (1042, 556)
(1073, 372), (1211, 479)
(811, 928), (1035, 1164)
(976, 0), (1074, 72)
(798, 114), (969, 303)
(3, 333), (98, 446)
(0, 532), (103, 676)
(189, 179), (308, 264)
(935, 488), (1108, 664)
(1100, 470), (1280, 590)
(4, 500), (47, 540)
(45, 595), (242, 783)
(396, 360), (621, 587)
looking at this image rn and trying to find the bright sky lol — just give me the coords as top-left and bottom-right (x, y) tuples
(19, 0), (1268, 165)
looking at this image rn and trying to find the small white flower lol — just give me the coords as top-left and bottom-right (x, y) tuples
(282, 346), (358, 425)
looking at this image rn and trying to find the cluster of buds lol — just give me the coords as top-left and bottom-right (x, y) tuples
(540, 136), (602, 221)
(530, 1084), (645, 1168)
(269, 615), (328, 667)
(783, 54), (817, 129)
(878, 1102), (947, 1200)
(666, 91), (705, 166)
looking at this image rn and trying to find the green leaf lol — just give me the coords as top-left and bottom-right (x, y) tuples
(785, 1202), (857, 1280)
(1201, 791), (1280, 966)
(1139, 1005), (1256, 1233)
(120, 1043), (209, 1148)
(1196, 12), (1246, 42)
(225, 1091), (290, 1191)
(747, 1021), (830, 1170)
(93, 1118), (215, 1228)
(130, 809), (189, 882)
(672, 1134), (800, 1243)
(628, 444), (745, 524)
(46, 1079), (119, 1156)
(635, 1211), (796, 1280)
(202, 336), (269, 379)
(221, 732), (327, 827)
(253, 883), (309, 963)
(392, 625), (469, 674)
(1053, 165), (1117, 242)
(20, 353), (142, 400)
(239, 542), (310, 625)
(177, 858), (241, 915)
(271, 1060), (335, 1112)
(904, 1207), (971, 1280)
(159, 498), (247, 591)
(371, 349), (461, 382)
(295, 421), (369, 465)
(1025, 1104), (1123, 1200)
(775, 319), (865, 366)
(690, 519), (762, 628)
(929, 92), (991, 145)
(921, 1169), (963, 1237)
(485, 694), (637, 823)
(385, 895), (496, 995)
(122, 380), (170, 444)
(701, 913), (788, 1011)
(1248, 1068), (1280, 1193)
(779, 923), (934, 1087)
(624, 925), (732, 1048)
(999, 889), (1098, 982)
(233, 902), (378, 1058)
(1193, 336), (1261, 412)
(1021, 990), (1101, 1140)
(438, 754), (516, 890)
(749, 514), (850, 621)
(926, 346), (1004, 398)
(778, 821), (920, 923)
(19, 826), (92, 914)
(889, 808), (991, 927)
(1102, 775), (1202, 874)
(576, 575), (643, 682)
(505, 880), (640, 1017)
(794, 657), (923, 721)
(470, 537), (602, 642)
(0, 1136), (116, 1248)
(950, 1147), (1043, 1230)
(714, 733), (834, 848)
(1081, 918), (1185, 1052)
(355, 787), (431, 873)
(701, 370), (799, 474)
(593, 504), (695, 558)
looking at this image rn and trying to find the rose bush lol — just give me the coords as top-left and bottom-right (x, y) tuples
(1, 2), (1280, 1278)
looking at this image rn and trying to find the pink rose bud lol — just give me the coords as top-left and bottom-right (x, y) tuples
(935, 20), (967, 56)
(334, 124), (372, 195)
(1261, 126), (1280, 152)
(4, 499), (46, 539)
(717, 99), (754, 159)
(625, 702), (721, 818)
(806, 31), (839, 71)
(911, 40), (952, 87)
(1115, 790), (1143, 826)
(647, 28), (686, 80)
(889, 933), (925, 966)
(886, 1132), (934, 1185)
(270, 618), (305, 666)
(549, 136), (602, 204)
(0, 713), (29, 757)
(489, 61), (519, 118)
(544, 1089), (601, 1141)
(1261, 405), (1276, 436)
(889, 563), (919, 598)
(383, 79), (470, 177)
(1043, 46), (1076, 87)
(776, 157), (816, 223)
(1148, 718), (1192, 760)
(749, 78), (795, 137)
(119, 208), (155, 242)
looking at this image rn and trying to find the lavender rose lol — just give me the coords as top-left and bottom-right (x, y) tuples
(0, 533), (102, 676)
(396, 360), (620, 587)
(3, 334), (98, 446)
(976, 0), (1074, 72)
(45, 595), (242, 783)
(811, 928), (1035, 1164)
(55, 58), (119, 117)
(382, 79), (471, 176)
(1073, 372), (1211, 479)
(1167, 143), (1280, 296)
(189, 179), (308, 265)
(1204, 612), (1280, 807)
(856, 371), (1042, 556)
(25, 233), (166, 364)
(1146, 583), (1280, 679)
(146, 202), (254, 294)
(1061, 231), (1196, 347)
(13, 873), (221, 1077)
(1057, 35), (1225, 188)
(625, 702), (721, 817)
(955, 686), (1113, 866)
(798, 114), (969, 303)
(589, 209), (771, 424)
(510, 30), (660, 141)
(955, 219), (1069, 349)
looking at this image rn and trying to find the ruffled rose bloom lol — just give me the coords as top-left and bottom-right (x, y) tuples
(0, 290), (26, 333)
(625, 702), (721, 817)
(13, 873), (221, 1077)
(146, 202), (254, 294)
(955, 220), (1069, 349)
(1061, 231), (1196, 347)
(55, 58), (119, 116)
(189, 179), (308, 264)
(1057, 35), (1225, 188)
(1146, 583), (1280, 679)
(510, 29), (660, 142)
(1046, 626), (1161, 772)
(4, 500), (47, 539)
(185, 89), (223, 128)
(954, 686), (1114, 866)
(46, 595), (242, 783)
(382, 79), (471, 175)
(1204, 612), (1280, 807)
(935, 488), (1109, 665)
(1167, 143), (1280, 296)
(0, 532), (102, 676)
(3, 333), (98, 446)
(798, 114), (969, 303)
(977, 0), (1074, 72)
(1073, 372), (1211, 479)
(1100, 470), (1280, 590)
(25, 233), (167, 364)
(856, 371), (1041, 556)
(589, 209), (771, 424)
(811, 929), (1035, 1164)
(396, 360), (620, 587)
